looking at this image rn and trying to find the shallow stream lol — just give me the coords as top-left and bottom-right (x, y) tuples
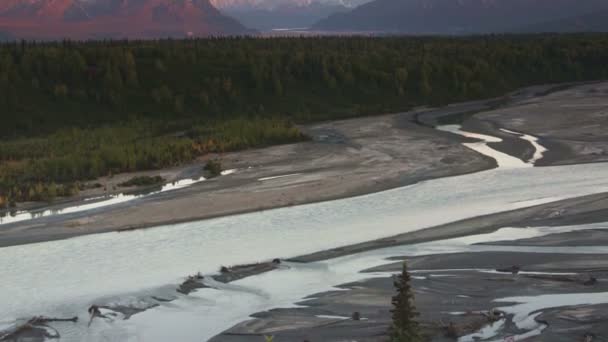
(1, 125), (607, 341)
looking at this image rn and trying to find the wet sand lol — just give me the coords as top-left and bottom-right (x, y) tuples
(211, 249), (608, 342)
(212, 229), (608, 342)
(206, 177), (608, 341)
(3, 81), (608, 342)
(207, 81), (608, 342)
(0, 104), (496, 247)
(2, 82), (606, 248)
(470, 81), (608, 166)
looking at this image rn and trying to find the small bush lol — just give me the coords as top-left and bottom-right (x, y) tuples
(205, 159), (222, 178)
(118, 175), (164, 187)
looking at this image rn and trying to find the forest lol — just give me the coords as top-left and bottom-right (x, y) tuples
(2, 34), (608, 206)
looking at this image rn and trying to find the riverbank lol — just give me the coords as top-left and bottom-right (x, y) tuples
(205, 82), (608, 341)
(213, 250), (608, 342)
(210, 196), (608, 342)
(2, 82), (606, 248)
(466, 81), (608, 166)
(0, 102), (495, 247)
(5, 193), (608, 341)
(2, 81), (608, 342)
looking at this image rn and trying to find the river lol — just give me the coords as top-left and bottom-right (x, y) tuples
(1, 124), (607, 341)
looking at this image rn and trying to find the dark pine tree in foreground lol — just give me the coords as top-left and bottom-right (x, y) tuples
(390, 261), (422, 342)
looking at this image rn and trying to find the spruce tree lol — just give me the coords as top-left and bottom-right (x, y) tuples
(389, 261), (421, 342)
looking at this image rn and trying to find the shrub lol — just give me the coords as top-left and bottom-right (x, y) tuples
(118, 176), (164, 187)
(204, 159), (222, 178)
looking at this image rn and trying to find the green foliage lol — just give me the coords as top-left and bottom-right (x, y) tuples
(1, 35), (608, 204)
(118, 175), (164, 187)
(204, 159), (223, 178)
(0, 118), (306, 204)
(1, 35), (608, 138)
(390, 262), (421, 342)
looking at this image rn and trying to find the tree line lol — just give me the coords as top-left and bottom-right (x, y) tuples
(0, 118), (305, 207)
(2, 34), (608, 206)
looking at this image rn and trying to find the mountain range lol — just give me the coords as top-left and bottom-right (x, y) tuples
(1, 0), (608, 40)
(210, 0), (370, 30)
(211, 0), (367, 10)
(519, 9), (608, 33)
(314, 0), (608, 34)
(0, 0), (251, 40)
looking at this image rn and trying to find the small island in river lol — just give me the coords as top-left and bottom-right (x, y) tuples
(1, 36), (608, 342)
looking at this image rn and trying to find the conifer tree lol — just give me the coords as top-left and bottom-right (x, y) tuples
(390, 261), (422, 342)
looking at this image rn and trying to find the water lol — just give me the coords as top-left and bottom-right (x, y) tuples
(1, 126), (607, 340)
(436, 125), (533, 168)
(3, 161), (608, 321)
(48, 222), (608, 341)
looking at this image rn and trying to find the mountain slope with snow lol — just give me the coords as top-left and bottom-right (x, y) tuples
(0, 0), (252, 40)
(210, 0), (370, 30)
(210, 0), (367, 10)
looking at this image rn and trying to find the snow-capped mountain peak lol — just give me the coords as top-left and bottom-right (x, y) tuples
(210, 0), (369, 10)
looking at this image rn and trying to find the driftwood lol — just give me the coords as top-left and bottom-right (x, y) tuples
(524, 274), (597, 286)
(496, 265), (521, 274)
(583, 332), (596, 342)
(0, 316), (76, 341)
(213, 261), (282, 283)
(439, 318), (487, 339)
(440, 308), (506, 339)
(88, 305), (106, 327)
(583, 276), (597, 286)
(177, 273), (207, 295)
(483, 308), (506, 322)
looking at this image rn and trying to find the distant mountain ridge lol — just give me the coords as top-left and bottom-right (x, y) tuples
(519, 9), (608, 33)
(0, 0), (252, 40)
(210, 0), (370, 30)
(314, 0), (608, 34)
(210, 0), (367, 10)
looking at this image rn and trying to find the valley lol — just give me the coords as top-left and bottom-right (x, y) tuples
(1, 82), (608, 341)
(3, 0), (608, 40)
(1, 5), (608, 340)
